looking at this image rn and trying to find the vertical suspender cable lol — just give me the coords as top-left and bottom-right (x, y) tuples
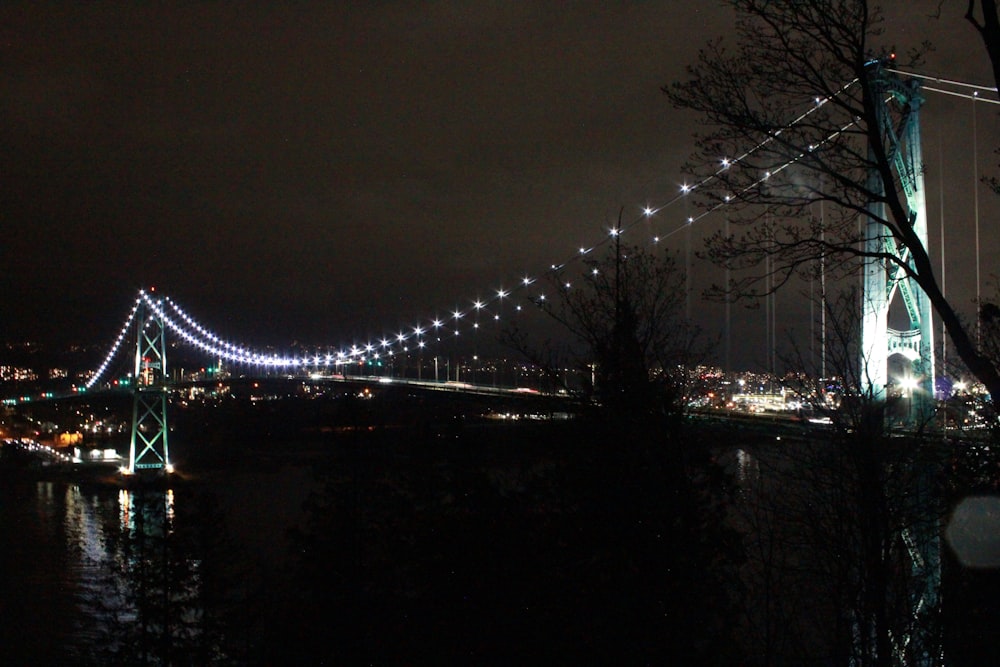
(974, 92), (982, 347)
(810, 204), (815, 374)
(685, 194), (692, 321)
(765, 216), (771, 381)
(820, 199), (827, 380)
(725, 217), (731, 372)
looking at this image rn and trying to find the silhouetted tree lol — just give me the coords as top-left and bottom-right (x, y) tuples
(507, 234), (705, 426)
(285, 400), (743, 663)
(87, 484), (249, 666)
(732, 290), (947, 666)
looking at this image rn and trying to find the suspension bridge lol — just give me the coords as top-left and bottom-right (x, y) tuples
(0, 61), (960, 471)
(4, 60), (995, 476)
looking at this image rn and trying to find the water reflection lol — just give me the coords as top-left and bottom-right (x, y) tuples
(63, 484), (106, 565)
(735, 448), (760, 487)
(19, 481), (194, 662)
(6, 466), (304, 664)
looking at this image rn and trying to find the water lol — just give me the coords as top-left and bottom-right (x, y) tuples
(0, 464), (318, 664)
(0, 479), (110, 662)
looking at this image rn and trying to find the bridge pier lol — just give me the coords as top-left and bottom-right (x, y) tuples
(126, 292), (172, 475)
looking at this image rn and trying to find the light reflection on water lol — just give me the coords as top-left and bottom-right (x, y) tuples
(735, 448), (760, 487)
(1, 480), (182, 660)
(3, 464), (316, 662)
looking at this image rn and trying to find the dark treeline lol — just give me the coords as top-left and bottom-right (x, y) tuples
(75, 401), (743, 665)
(275, 414), (741, 665)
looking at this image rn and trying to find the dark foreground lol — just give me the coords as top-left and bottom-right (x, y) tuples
(3, 392), (1000, 665)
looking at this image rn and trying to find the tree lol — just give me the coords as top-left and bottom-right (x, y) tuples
(497, 226), (743, 663)
(87, 485), (250, 666)
(664, 0), (1000, 401)
(732, 290), (946, 666)
(966, 1), (1000, 103)
(507, 229), (705, 424)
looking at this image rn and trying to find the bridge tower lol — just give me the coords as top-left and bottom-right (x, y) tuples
(861, 62), (935, 422)
(127, 291), (172, 474)
(861, 63), (942, 666)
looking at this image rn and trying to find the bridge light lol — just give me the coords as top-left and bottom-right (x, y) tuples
(721, 157), (730, 168)
(643, 207), (653, 216)
(680, 183), (691, 194)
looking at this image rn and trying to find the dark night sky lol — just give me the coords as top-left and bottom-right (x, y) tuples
(3, 2), (999, 370)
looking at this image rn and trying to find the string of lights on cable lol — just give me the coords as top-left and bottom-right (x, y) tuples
(82, 67), (987, 386)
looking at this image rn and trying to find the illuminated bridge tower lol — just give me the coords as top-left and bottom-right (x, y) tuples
(862, 62), (942, 666)
(127, 292), (172, 474)
(861, 62), (935, 422)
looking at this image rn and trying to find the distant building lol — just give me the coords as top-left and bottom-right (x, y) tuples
(0, 365), (37, 382)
